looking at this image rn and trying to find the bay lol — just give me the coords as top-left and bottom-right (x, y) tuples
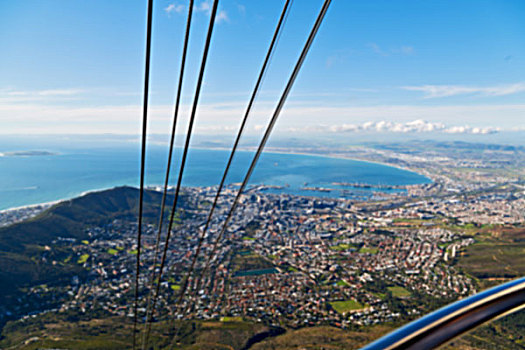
(0, 145), (431, 211)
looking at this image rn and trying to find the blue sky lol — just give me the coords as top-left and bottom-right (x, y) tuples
(1, 0), (525, 136)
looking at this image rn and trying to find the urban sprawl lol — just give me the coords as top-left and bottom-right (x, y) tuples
(1, 154), (523, 331)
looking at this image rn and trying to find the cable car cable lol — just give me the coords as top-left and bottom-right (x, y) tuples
(173, 0), (293, 316)
(142, 1), (219, 348)
(194, 0), (332, 302)
(141, 1), (194, 348)
(133, 0), (154, 348)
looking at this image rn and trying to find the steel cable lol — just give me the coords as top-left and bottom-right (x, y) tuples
(141, 1), (194, 348)
(173, 0), (293, 318)
(170, 0), (332, 346)
(133, 0), (154, 348)
(193, 0), (332, 305)
(141, 1), (219, 348)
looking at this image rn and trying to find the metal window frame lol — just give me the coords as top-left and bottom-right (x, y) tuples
(362, 277), (525, 350)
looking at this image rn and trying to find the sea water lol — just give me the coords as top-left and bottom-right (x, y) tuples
(0, 145), (431, 211)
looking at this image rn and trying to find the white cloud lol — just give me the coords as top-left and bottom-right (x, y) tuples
(2, 88), (83, 98)
(6, 91), (28, 96)
(37, 89), (83, 96)
(195, 125), (237, 132)
(325, 54), (346, 68)
(290, 120), (500, 135)
(402, 83), (525, 99)
(0, 101), (259, 134)
(397, 46), (414, 55)
(444, 125), (500, 134)
(329, 120), (446, 133)
(0, 88), (85, 104)
(189, 2), (228, 23)
(196, 1), (211, 13)
(165, 3), (185, 15)
(0, 95), (523, 135)
(367, 43), (387, 56)
(217, 10), (229, 23)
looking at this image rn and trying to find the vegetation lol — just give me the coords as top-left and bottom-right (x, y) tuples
(330, 243), (357, 251)
(0, 312), (274, 350)
(77, 254), (90, 264)
(455, 227), (525, 288)
(437, 226), (525, 349)
(336, 280), (350, 287)
(220, 316), (243, 322)
(107, 248), (118, 255)
(251, 325), (394, 350)
(330, 300), (367, 314)
(359, 247), (379, 254)
(387, 286), (411, 298)
(0, 186), (522, 349)
(0, 187), (191, 317)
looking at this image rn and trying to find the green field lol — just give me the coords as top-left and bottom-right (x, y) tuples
(359, 247), (378, 254)
(387, 286), (411, 298)
(107, 248), (118, 255)
(372, 292), (386, 300)
(77, 254), (89, 264)
(330, 243), (357, 251)
(330, 299), (367, 314)
(220, 316), (244, 322)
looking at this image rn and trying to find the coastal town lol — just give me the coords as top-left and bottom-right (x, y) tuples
(0, 140), (523, 350)
(1, 173), (522, 330)
(2, 0), (525, 347)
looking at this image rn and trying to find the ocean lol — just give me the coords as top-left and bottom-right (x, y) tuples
(0, 145), (431, 211)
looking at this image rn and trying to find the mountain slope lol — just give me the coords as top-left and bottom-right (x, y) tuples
(0, 186), (183, 299)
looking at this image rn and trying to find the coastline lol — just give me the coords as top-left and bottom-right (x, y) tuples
(0, 148), (431, 212)
(0, 186), (129, 213)
(0, 200), (62, 214)
(269, 150), (428, 178)
(196, 146), (433, 183)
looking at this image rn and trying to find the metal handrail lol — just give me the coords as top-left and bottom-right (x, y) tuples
(361, 277), (525, 350)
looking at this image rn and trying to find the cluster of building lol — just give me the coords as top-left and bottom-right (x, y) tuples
(5, 182), (498, 329)
(3, 139), (524, 330)
(424, 192), (524, 225)
(0, 203), (52, 227)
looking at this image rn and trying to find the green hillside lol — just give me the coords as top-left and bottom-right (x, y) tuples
(0, 313), (275, 350)
(0, 186), (184, 300)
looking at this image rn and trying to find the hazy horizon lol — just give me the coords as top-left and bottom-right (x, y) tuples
(2, 1), (525, 136)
